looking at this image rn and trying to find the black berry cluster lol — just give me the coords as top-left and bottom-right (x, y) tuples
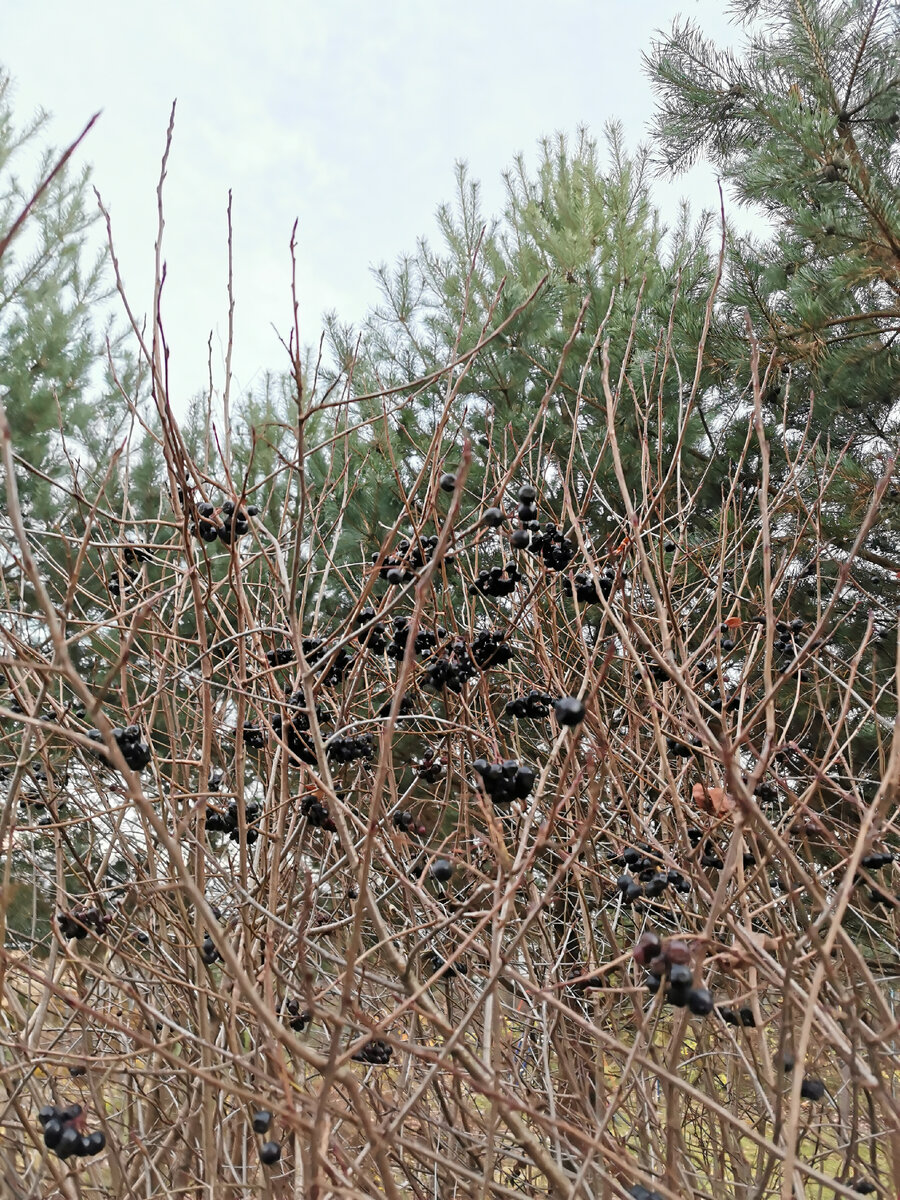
(423, 637), (479, 692)
(57, 906), (113, 940)
(860, 850), (894, 870)
(108, 563), (138, 596)
(266, 647), (295, 668)
(616, 844), (692, 904)
(301, 793), (335, 831)
(472, 758), (537, 805)
(205, 798), (261, 842)
(386, 617), (441, 661)
(392, 809), (415, 832)
(634, 932), (714, 1015)
(122, 543), (150, 566)
(716, 1004), (757, 1027)
(240, 723), (267, 749)
(356, 607), (388, 653)
(191, 498), (258, 544)
(471, 629), (513, 668)
(87, 724), (152, 771)
(563, 567), (614, 603)
(416, 747), (444, 782)
(374, 535), (442, 585)
(271, 692), (324, 764)
(469, 560), (522, 598)
(352, 1038), (393, 1064)
(510, 486), (577, 571)
(327, 732), (373, 763)
(38, 1103), (106, 1161)
(278, 997), (311, 1031)
(504, 689), (552, 719)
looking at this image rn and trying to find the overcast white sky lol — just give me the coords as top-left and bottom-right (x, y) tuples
(3, 0), (742, 404)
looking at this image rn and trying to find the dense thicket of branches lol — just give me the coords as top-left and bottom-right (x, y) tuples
(1, 2), (900, 1198)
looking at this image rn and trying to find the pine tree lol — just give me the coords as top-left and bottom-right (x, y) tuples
(646, 0), (900, 807)
(323, 124), (719, 558)
(0, 68), (133, 527)
(646, 0), (900, 451)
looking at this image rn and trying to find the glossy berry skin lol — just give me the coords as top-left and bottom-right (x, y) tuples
(42, 1118), (63, 1149)
(252, 1110), (272, 1134)
(687, 987), (714, 1016)
(553, 696), (585, 726)
(430, 859), (453, 884)
(259, 1140), (281, 1165)
(56, 1126), (81, 1159)
(439, 472), (457, 492)
(85, 1131), (106, 1155)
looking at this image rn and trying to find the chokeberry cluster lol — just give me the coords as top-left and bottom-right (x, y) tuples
(191, 498), (258, 544)
(86, 724), (152, 771)
(472, 758), (537, 805)
(352, 1038), (393, 1064)
(108, 562), (138, 596)
(239, 723), (267, 750)
(471, 628), (513, 668)
(271, 692), (324, 765)
(563, 567), (614, 603)
(57, 906), (113, 940)
(355, 608), (388, 653)
(278, 997), (311, 1031)
(386, 617), (441, 661)
(509, 485), (577, 571)
(616, 844), (692, 904)
(327, 732), (373, 763)
(634, 932), (714, 1015)
(374, 535), (442, 585)
(201, 934), (221, 965)
(423, 637), (479, 692)
(716, 1004), (757, 1028)
(205, 798), (261, 842)
(504, 689), (552, 719)
(469, 560), (522, 598)
(301, 793), (335, 831)
(416, 747), (444, 782)
(38, 1103), (106, 1161)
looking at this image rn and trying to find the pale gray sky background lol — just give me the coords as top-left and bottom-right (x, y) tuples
(3, 0), (742, 403)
